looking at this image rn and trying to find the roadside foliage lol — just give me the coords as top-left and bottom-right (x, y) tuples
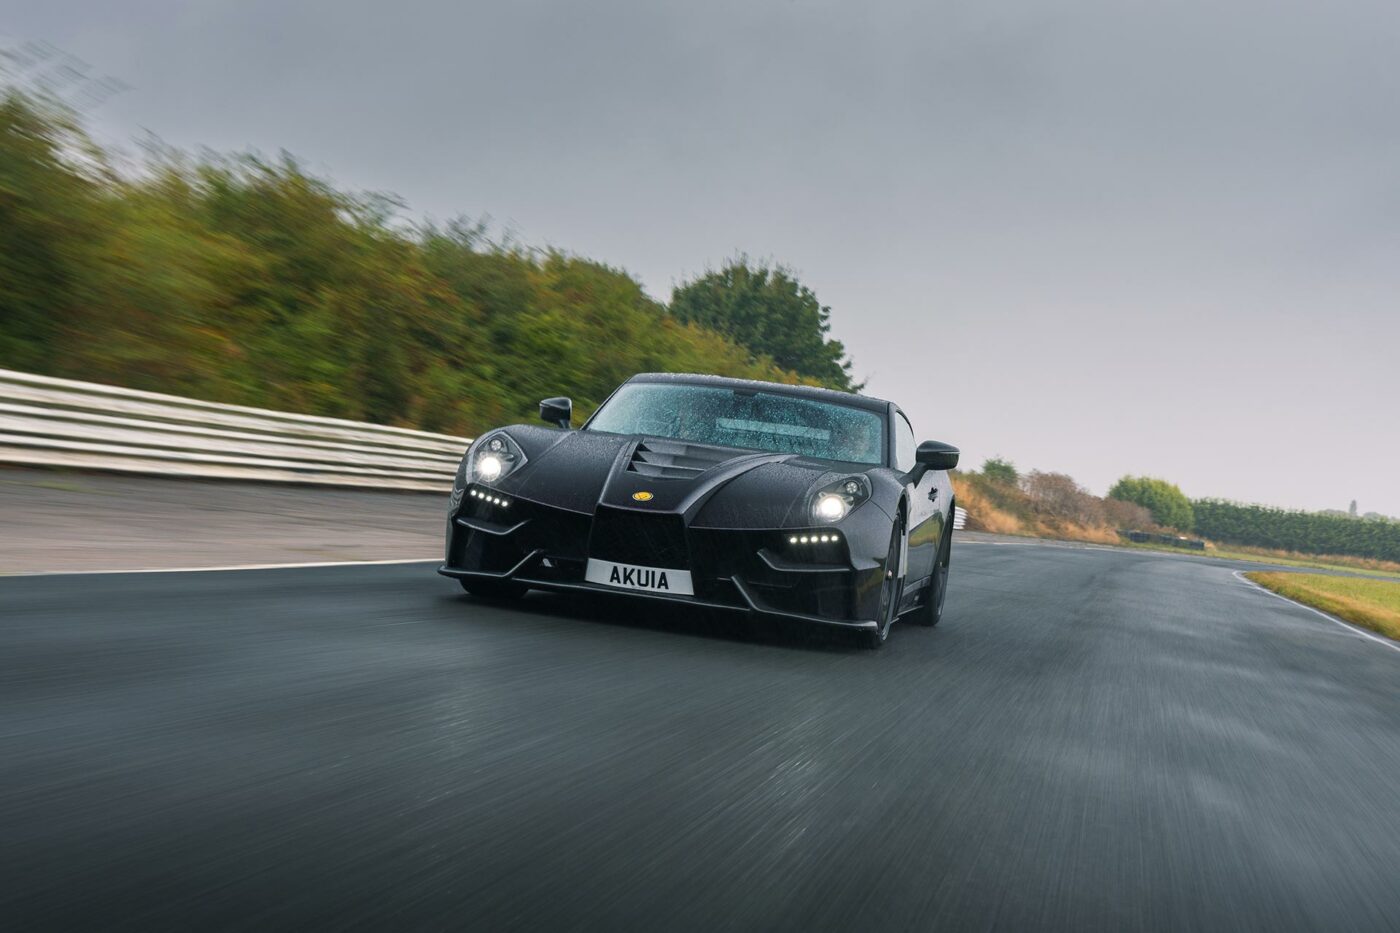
(1196, 500), (1400, 564)
(1108, 476), (1194, 531)
(952, 468), (1154, 543)
(979, 457), (1018, 486)
(670, 260), (859, 392)
(0, 91), (852, 434)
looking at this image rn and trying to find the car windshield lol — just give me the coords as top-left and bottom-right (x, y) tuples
(586, 382), (885, 465)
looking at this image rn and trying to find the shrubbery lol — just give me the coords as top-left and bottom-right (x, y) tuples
(0, 91), (841, 433)
(1109, 476), (1194, 531)
(951, 468), (1152, 542)
(980, 457), (1018, 486)
(1193, 500), (1400, 564)
(1023, 471), (1154, 529)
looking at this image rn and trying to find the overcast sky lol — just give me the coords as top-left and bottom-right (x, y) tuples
(9, 0), (1400, 514)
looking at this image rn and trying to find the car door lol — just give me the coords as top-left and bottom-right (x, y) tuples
(894, 410), (941, 590)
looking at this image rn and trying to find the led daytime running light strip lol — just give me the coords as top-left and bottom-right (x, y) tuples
(469, 488), (510, 507)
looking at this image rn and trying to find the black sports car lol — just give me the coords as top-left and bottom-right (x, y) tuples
(438, 373), (959, 647)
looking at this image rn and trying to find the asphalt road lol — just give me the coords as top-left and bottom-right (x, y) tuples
(4, 540), (1399, 931)
(0, 467), (444, 573)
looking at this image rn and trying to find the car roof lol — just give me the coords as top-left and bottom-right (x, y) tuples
(626, 372), (891, 415)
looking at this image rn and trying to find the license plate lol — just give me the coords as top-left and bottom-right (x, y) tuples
(585, 559), (694, 596)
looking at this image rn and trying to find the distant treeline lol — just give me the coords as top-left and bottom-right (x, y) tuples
(0, 91), (854, 433)
(1193, 500), (1400, 564)
(963, 458), (1400, 566)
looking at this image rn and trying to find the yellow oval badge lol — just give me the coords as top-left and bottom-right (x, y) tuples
(632, 491), (654, 502)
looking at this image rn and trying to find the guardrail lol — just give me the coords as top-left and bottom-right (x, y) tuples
(0, 368), (990, 511)
(0, 368), (468, 491)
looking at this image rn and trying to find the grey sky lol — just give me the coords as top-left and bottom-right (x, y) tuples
(10, 0), (1400, 514)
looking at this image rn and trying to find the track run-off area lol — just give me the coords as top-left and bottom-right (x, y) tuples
(3, 537), (1398, 931)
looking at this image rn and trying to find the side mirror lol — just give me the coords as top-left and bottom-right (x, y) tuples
(539, 397), (572, 429)
(916, 440), (960, 471)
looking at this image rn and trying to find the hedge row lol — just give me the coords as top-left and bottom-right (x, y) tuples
(1192, 499), (1400, 563)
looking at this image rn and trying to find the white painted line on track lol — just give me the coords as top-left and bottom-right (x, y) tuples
(7, 557), (439, 577)
(1233, 570), (1400, 654)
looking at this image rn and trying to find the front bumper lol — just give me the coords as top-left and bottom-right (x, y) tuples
(440, 489), (888, 630)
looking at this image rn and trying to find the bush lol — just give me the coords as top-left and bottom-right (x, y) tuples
(1109, 476), (1194, 530)
(1194, 500), (1400, 564)
(949, 469), (1126, 545)
(1021, 471), (1104, 527)
(981, 457), (1018, 486)
(1101, 496), (1155, 531)
(0, 92), (813, 433)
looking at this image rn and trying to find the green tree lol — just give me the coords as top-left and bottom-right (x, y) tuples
(669, 258), (858, 391)
(982, 457), (1018, 485)
(0, 95), (818, 435)
(1109, 476), (1194, 531)
(0, 91), (106, 372)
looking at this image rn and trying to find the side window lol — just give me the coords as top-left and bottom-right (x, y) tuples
(894, 413), (917, 472)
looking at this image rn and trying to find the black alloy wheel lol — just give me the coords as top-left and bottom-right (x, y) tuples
(860, 515), (906, 649)
(911, 516), (952, 627)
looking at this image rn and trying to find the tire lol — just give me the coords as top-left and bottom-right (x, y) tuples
(910, 516), (952, 627)
(459, 577), (528, 600)
(859, 515), (906, 649)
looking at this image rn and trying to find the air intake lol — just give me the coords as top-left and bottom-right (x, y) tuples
(627, 439), (732, 479)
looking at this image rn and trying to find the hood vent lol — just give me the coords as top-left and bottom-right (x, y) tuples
(627, 439), (734, 479)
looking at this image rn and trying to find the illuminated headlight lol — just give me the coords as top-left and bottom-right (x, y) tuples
(470, 432), (526, 484)
(815, 494), (848, 522)
(810, 476), (870, 523)
(476, 454), (504, 481)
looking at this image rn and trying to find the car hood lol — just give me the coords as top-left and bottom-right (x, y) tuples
(495, 426), (866, 529)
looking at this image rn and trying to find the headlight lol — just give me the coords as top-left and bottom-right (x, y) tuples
(811, 476), (870, 523)
(471, 432), (526, 484)
(815, 494), (848, 521)
(476, 454), (504, 480)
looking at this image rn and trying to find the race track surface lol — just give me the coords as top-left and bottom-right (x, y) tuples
(3, 540), (1399, 931)
(0, 467), (445, 573)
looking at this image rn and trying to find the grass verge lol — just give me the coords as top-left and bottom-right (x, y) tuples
(1120, 541), (1400, 580)
(1245, 572), (1400, 641)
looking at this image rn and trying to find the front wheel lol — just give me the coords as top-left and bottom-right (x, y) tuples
(859, 517), (906, 649)
(459, 577), (528, 600)
(910, 519), (952, 627)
